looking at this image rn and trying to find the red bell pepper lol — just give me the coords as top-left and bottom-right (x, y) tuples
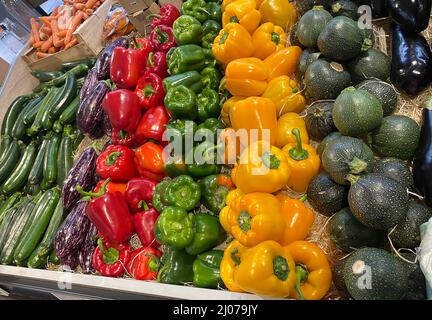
(103, 89), (142, 134)
(135, 141), (165, 175)
(110, 45), (147, 88)
(135, 72), (165, 109)
(135, 37), (152, 58)
(96, 145), (138, 182)
(137, 168), (165, 182)
(149, 4), (181, 29)
(94, 179), (127, 195)
(125, 177), (157, 212)
(78, 179), (134, 244)
(146, 52), (168, 78)
(133, 204), (160, 248)
(126, 246), (162, 280)
(135, 105), (170, 143)
(149, 25), (176, 53)
(92, 239), (131, 277)
(111, 128), (137, 148)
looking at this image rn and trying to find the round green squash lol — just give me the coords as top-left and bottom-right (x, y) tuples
(297, 48), (321, 76)
(296, 6), (333, 48)
(322, 136), (375, 185)
(370, 115), (420, 160)
(317, 16), (371, 61)
(348, 174), (409, 230)
(305, 100), (336, 140)
(347, 49), (391, 84)
(373, 157), (414, 191)
(332, 259), (351, 298)
(356, 79), (398, 116)
(342, 247), (408, 300)
(307, 171), (349, 216)
(331, 0), (359, 20)
(399, 252), (427, 300)
(332, 87), (383, 136)
(390, 200), (432, 249)
(305, 59), (352, 100)
(317, 131), (343, 157)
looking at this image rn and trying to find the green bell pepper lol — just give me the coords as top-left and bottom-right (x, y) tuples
(203, 48), (217, 68)
(164, 154), (187, 178)
(197, 87), (220, 121)
(182, 0), (209, 23)
(186, 213), (226, 255)
(196, 118), (225, 144)
(199, 174), (232, 214)
(201, 66), (221, 90)
(193, 250), (224, 288)
(158, 246), (195, 285)
(162, 175), (201, 211)
(186, 141), (221, 178)
(154, 206), (195, 249)
(168, 45), (206, 75)
(164, 85), (198, 120)
(207, 2), (222, 22)
(152, 178), (172, 213)
(165, 119), (197, 154)
(173, 15), (203, 45)
(163, 71), (204, 94)
(201, 20), (221, 49)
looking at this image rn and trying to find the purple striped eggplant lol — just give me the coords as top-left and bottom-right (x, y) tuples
(80, 67), (98, 102)
(95, 37), (129, 80)
(59, 252), (79, 271)
(78, 223), (97, 274)
(62, 147), (97, 210)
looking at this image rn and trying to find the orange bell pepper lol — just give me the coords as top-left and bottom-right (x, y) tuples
(229, 96), (277, 145)
(259, 0), (298, 31)
(225, 58), (268, 96)
(276, 193), (314, 245)
(221, 96), (245, 126)
(222, 0), (261, 34)
(276, 112), (309, 148)
(219, 192), (286, 246)
(264, 46), (302, 81)
(219, 240), (247, 292)
(135, 141), (165, 175)
(212, 23), (254, 66)
(252, 22), (287, 60)
(282, 128), (320, 193)
(94, 180), (127, 195)
(262, 76), (306, 116)
(286, 241), (332, 300)
(231, 140), (290, 193)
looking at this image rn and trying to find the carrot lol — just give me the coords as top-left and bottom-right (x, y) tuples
(51, 19), (64, 48)
(65, 38), (78, 49)
(95, 1), (101, 6)
(29, 35), (34, 45)
(75, 3), (85, 10)
(40, 36), (53, 53)
(48, 47), (57, 54)
(64, 12), (83, 44)
(57, 30), (68, 37)
(40, 26), (52, 35)
(85, 0), (98, 9)
(39, 31), (49, 41)
(32, 40), (44, 48)
(85, 9), (93, 15)
(51, 6), (59, 16)
(36, 52), (52, 59)
(30, 18), (40, 43)
(82, 13), (89, 20)
(39, 16), (52, 25)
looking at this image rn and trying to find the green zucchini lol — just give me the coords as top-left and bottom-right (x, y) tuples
(0, 198), (33, 264)
(49, 249), (60, 265)
(347, 48), (391, 85)
(12, 97), (42, 140)
(1, 141), (38, 195)
(52, 120), (63, 133)
(23, 182), (40, 196)
(0, 207), (20, 252)
(48, 74), (78, 120)
(39, 179), (54, 191)
(50, 64), (89, 87)
(1, 95), (31, 136)
(0, 192), (21, 224)
(61, 58), (96, 70)
(43, 133), (61, 185)
(28, 137), (49, 186)
(14, 187), (61, 264)
(27, 87), (59, 136)
(27, 200), (64, 269)
(31, 70), (63, 83)
(59, 95), (79, 125)
(0, 140), (23, 183)
(0, 135), (12, 163)
(57, 131), (74, 187)
(23, 96), (44, 126)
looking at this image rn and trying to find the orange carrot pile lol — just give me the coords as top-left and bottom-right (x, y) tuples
(29, 0), (105, 59)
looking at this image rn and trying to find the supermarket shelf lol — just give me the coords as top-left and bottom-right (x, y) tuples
(0, 266), (261, 300)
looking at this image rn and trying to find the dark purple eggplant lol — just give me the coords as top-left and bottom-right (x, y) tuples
(359, 0), (388, 18)
(413, 98), (432, 207)
(95, 37), (129, 80)
(62, 147), (97, 210)
(78, 223), (97, 274)
(80, 67), (98, 102)
(391, 23), (432, 95)
(76, 81), (109, 136)
(55, 201), (90, 258)
(59, 252), (79, 271)
(387, 0), (431, 33)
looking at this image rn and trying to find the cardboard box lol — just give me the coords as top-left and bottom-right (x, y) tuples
(128, 3), (160, 35)
(118, 0), (149, 14)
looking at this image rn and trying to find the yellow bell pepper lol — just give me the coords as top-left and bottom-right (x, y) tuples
(221, 96), (244, 126)
(223, 0), (264, 10)
(259, 0), (298, 31)
(286, 241), (332, 300)
(276, 112), (309, 148)
(229, 96), (277, 145)
(262, 76), (306, 116)
(231, 140), (290, 193)
(220, 240), (247, 292)
(225, 58), (268, 96)
(276, 193), (314, 245)
(282, 128), (320, 193)
(222, 0), (261, 34)
(252, 22), (287, 60)
(233, 240), (297, 297)
(212, 23), (254, 66)
(264, 46), (302, 81)
(219, 192), (286, 246)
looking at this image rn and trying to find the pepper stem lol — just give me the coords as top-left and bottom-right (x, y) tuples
(147, 52), (155, 67)
(273, 256), (289, 281)
(138, 200), (149, 211)
(119, 130), (128, 140)
(230, 15), (239, 23)
(98, 238), (120, 265)
(143, 85), (156, 97)
(105, 151), (122, 166)
(289, 128), (309, 161)
(262, 152), (280, 170)
(145, 253), (160, 272)
(131, 36), (140, 49)
(230, 248), (241, 265)
(295, 264), (308, 300)
(299, 194), (308, 202)
(156, 27), (168, 44)
(238, 211), (251, 232)
(219, 31), (228, 45)
(271, 32), (280, 45)
(77, 178), (111, 199)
